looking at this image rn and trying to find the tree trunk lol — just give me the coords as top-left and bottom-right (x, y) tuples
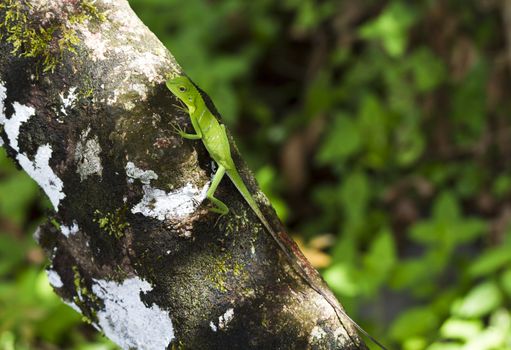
(0, 1), (367, 349)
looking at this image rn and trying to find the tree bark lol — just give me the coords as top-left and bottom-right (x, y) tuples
(0, 1), (367, 349)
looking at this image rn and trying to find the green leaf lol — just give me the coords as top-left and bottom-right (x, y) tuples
(409, 47), (446, 92)
(462, 325), (509, 350)
(402, 337), (427, 350)
(455, 163), (485, 198)
(410, 192), (486, 247)
(0, 332), (16, 350)
(409, 221), (442, 245)
(395, 128), (425, 166)
(425, 343), (462, 350)
(359, 2), (416, 57)
(358, 94), (389, 169)
(292, 0), (334, 31)
(450, 62), (488, 146)
(492, 175), (511, 199)
(500, 269), (511, 298)
(317, 114), (361, 164)
(440, 318), (483, 340)
(451, 282), (502, 318)
(305, 71), (333, 118)
(449, 219), (486, 245)
(390, 307), (439, 341)
(339, 171), (370, 228)
(362, 229), (396, 290)
(433, 192), (460, 223)
(469, 245), (511, 277)
(323, 263), (360, 297)
(390, 259), (431, 290)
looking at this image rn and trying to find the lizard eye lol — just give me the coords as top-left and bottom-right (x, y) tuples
(179, 86), (187, 92)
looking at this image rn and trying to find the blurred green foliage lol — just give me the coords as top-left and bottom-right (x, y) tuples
(2, 0), (511, 349)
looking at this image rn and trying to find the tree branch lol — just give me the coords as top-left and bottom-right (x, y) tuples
(0, 1), (366, 349)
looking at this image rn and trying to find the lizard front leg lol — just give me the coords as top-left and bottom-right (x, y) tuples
(206, 165), (229, 215)
(171, 121), (202, 140)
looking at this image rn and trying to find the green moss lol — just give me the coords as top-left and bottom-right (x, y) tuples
(72, 266), (99, 324)
(93, 206), (130, 239)
(261, 314), (270, 330)
(75, 73), (96, 99)
(0, 0), (105, 74)
(208, 257), (229, 292)
(232, 261), (245, 277)
(80, 0), (107, 23)
(170, 340), (186, 350)
(219, 209), (252, 237)
(80, 86), (94, 99)
(49, 218), (61, 230)
(207, 253), (248, 292)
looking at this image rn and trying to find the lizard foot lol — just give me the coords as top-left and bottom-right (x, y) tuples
(172, 102), (188, 113)
(170, 121), (188, 138)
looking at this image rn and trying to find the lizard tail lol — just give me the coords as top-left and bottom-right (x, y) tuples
(226, 169), (275, 235)
(226, 169), (389, 350)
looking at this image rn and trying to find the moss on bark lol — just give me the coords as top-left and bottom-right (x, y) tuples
(0, 0), (105, 73)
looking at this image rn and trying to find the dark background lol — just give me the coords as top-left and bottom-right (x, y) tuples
(1, 0), (511, 349)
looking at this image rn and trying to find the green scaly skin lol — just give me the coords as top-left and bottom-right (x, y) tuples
(166, 75), (388, 350)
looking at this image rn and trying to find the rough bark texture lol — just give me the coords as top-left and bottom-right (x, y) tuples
(0, 1), (367, 349)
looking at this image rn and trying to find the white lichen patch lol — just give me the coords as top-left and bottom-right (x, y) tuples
(17, 145), (65, 210)
(0, 96), (65, 210)
(128, 52), (168, 83)
(2, 102), (35, 152)
(61, 221), (79, 237)
(333, 327), (349, 344)
(82, 29), (108, 61)
(125, 162), (158, 184)
(0, 81), (6, 119)
(59, 87), (78, 116)
(255, 191), (272, 208)
(210, 308), (235, 332)
(64, 300), (82, 314)
(0, 82), (4, 147)
(47, 269), (64, 289)
(105, 83), (130, 108)
(75, 127), (103, 181)
(103, 0), (147, 37)
(219, 308), (234, 329)
(131, 182), (209, 220)
(0, 82), (6, 145)
(92, 277), (174, 350)
(309, 325), (328, 343)
(130, 83), (148, 101)
(305, 288), (356, 341)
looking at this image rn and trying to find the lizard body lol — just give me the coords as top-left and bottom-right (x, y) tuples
(166, 75), (388, 350)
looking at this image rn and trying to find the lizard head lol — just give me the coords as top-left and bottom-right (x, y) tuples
(166, 76), (198, 110)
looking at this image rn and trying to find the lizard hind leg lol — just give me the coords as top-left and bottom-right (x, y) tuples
(207, 164), (229, 215)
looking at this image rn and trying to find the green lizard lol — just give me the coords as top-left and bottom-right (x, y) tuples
(166, 75), (388, 350)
